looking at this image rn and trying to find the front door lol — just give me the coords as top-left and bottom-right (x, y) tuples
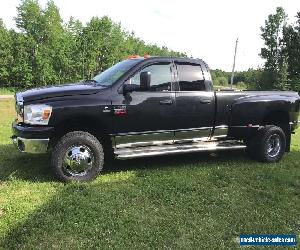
(111, 61), (177, 148)
(174, 61), (215, 141)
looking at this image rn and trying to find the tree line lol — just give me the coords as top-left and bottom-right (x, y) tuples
(0, 2), (299, 91)
(260, 7), (300, 91)
(212, 7), (300, 91)
(0, 0), (185, 89)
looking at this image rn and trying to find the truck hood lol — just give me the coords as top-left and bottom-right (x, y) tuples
(20, 83), (104, 102)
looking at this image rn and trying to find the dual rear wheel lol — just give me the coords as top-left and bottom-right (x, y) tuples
(246, 125), (286, 163)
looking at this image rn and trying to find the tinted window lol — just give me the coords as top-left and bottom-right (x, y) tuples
(93, 59), (142, 86)
(131, 63), (172, 91)
(177, 63), (205, 91)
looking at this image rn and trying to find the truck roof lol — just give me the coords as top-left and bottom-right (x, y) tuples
(127, 56), (208, 68)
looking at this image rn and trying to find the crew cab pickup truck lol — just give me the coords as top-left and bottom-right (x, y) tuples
(12, 56), (300, 181)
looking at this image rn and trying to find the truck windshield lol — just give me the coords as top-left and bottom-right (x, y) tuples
(93, 59), (142, 86)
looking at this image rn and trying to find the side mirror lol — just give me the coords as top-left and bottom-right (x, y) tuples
(140, 71), (151, 91)
(123, 83), (139, 94)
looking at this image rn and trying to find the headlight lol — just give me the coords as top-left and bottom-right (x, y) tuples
(24, 104), (52, 125)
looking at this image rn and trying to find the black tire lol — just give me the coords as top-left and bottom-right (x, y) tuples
(51, 131), (104, 182)
(246, 125), (286, 163)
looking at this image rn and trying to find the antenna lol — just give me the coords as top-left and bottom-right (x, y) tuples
(231, 38), (238, 89)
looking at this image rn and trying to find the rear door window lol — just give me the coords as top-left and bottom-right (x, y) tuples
(176, 63), (206, 91)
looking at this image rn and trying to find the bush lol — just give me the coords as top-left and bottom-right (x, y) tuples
(235, 82), (259, 90)
(214, 76), (228, 86)
(236, 82), (248, 90)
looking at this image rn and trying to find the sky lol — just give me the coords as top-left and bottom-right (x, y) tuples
(0, 0), (300, 71)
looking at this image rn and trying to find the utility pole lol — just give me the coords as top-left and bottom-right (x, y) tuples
(231, 38), (238, 89)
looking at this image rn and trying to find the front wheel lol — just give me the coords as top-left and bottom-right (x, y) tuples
(247, 125), (286, 163)
(51, 131), (104, 182)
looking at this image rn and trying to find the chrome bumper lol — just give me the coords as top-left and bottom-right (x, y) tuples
(11, 136), (49, 153)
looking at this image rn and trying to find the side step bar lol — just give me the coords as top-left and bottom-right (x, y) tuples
(114, 140), (246, 160)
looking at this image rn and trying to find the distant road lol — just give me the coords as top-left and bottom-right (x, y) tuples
(0, 95), (14, 99)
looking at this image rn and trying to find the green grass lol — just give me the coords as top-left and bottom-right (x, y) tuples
(0, 88), (16, 95)
(0, 99), (299, 249)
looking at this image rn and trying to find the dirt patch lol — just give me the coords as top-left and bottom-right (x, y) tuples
(0, 95), (14, 100)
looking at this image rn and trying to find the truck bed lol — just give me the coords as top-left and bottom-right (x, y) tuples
(214, 90), (300, 130)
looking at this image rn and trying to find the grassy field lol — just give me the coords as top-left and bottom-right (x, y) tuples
(0, 99), (299, 249)
(0, 88), (16, 95)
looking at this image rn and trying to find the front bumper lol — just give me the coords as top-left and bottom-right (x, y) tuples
(11, 136), (49, 153)
(11, 121), (54, 153)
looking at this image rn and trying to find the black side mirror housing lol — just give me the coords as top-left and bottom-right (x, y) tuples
(123, 84), (139, 94)
(140, 71), (151, 91)
(122, 71), (151, 94)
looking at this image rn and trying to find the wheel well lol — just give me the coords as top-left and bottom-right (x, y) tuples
(262, 111), (291, 152)
(50, 117), (114, 158)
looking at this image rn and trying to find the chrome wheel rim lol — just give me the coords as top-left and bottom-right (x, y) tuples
(63, 145), (94, 177)
(266, 134), (281, 158)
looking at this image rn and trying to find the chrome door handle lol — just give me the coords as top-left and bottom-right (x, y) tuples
(199, 98), (211, 104)
(159, 99), (173, 105)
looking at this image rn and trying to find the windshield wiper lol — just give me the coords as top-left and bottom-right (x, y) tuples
(84, 79), (98, 84)
(95, 82), (111, 87)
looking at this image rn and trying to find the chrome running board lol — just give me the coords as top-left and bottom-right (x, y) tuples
(114, 140), (246, 159)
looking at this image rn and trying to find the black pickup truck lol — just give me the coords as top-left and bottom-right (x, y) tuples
(12, 56), (300, 181)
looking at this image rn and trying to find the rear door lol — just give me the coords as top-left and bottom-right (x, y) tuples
(174, 61), (215, 141)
